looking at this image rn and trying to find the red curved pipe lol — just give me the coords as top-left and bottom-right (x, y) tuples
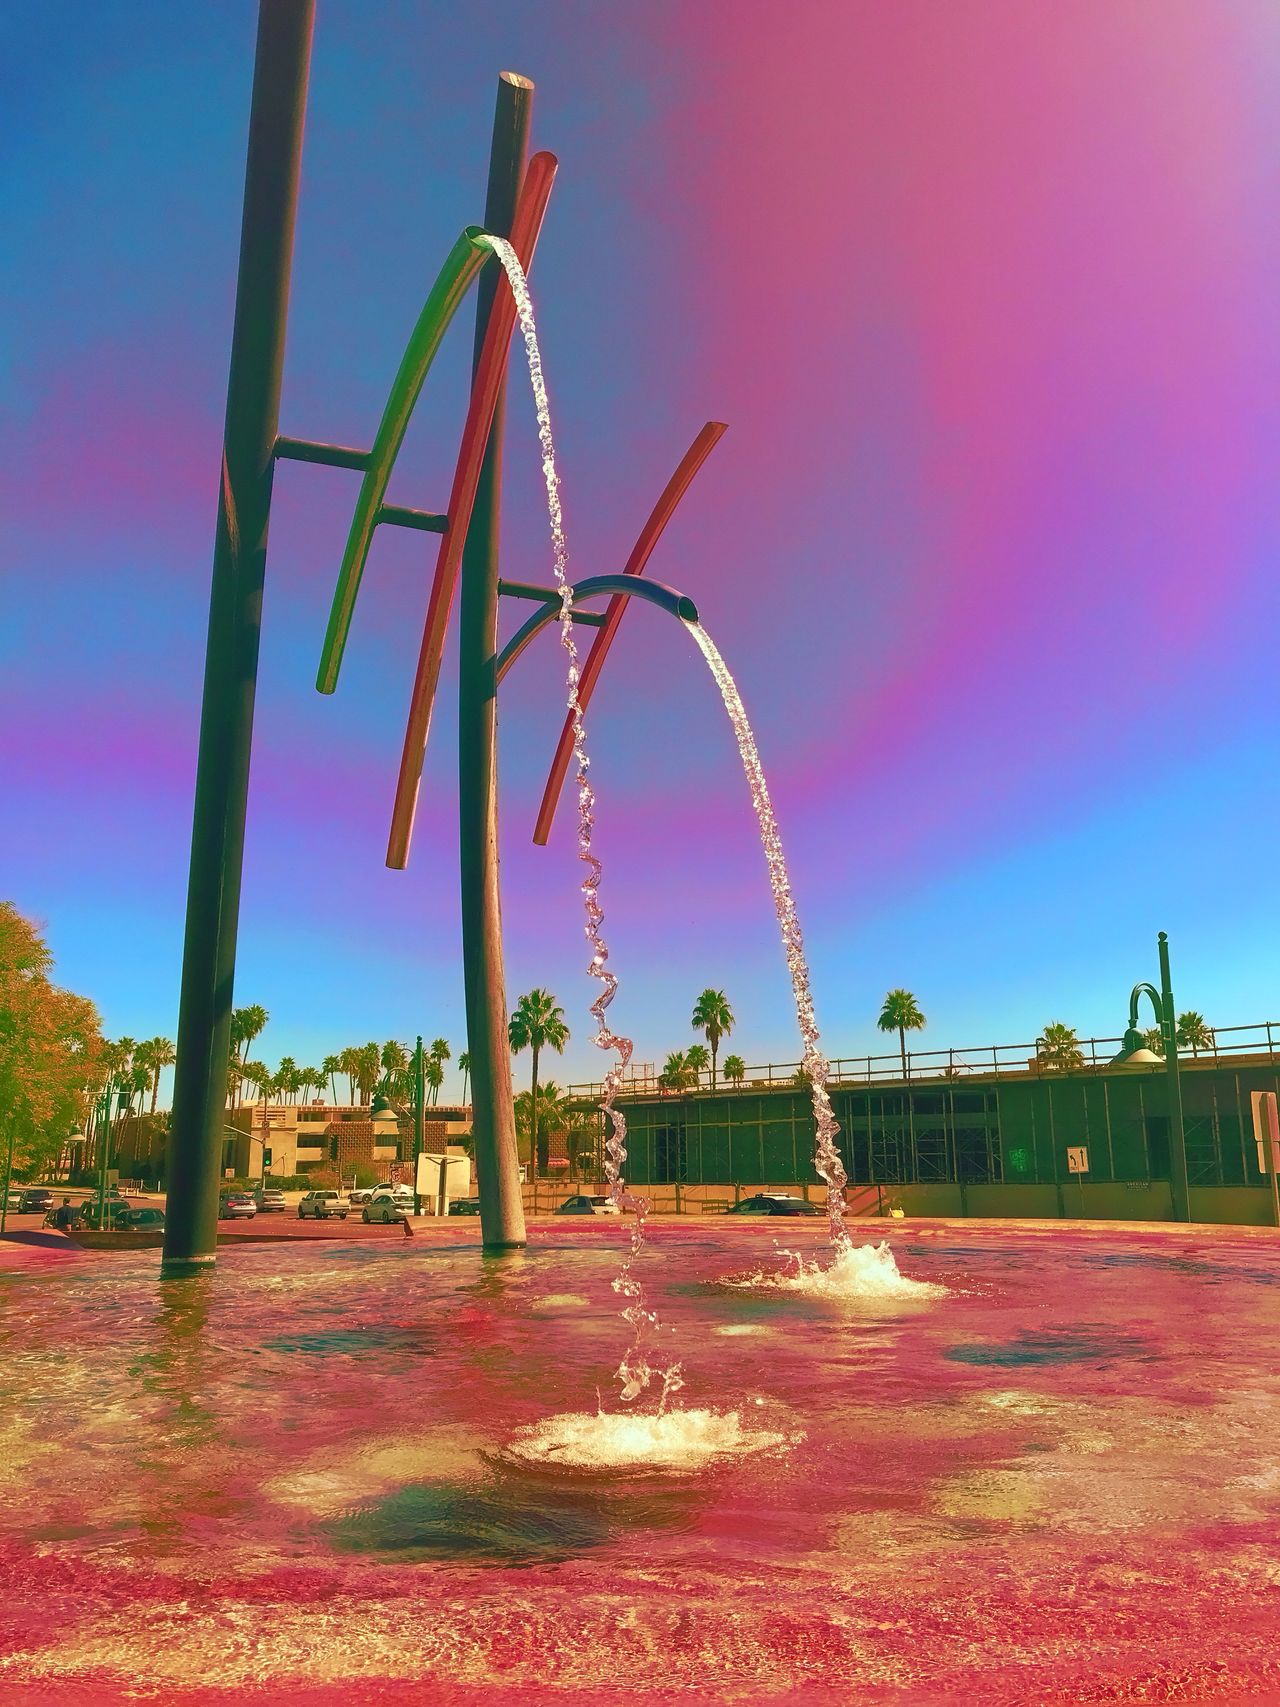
(532, 419), (727, 846)
(387, 150), (558, 869)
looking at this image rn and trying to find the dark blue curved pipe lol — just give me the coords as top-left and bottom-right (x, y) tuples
(494, 574), (698, 684)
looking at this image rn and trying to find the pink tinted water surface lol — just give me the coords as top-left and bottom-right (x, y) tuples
(1, 1221), (1279, 1704)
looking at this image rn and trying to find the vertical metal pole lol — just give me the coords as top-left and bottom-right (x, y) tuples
(413, 1036), (425, 1216)
(163, 0), (314, 1274)
(1159, 931), (1190, 1222)
(459, 74), (532, 1251)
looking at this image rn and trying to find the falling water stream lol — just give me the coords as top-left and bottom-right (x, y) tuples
(482, 235), (678, 1417)
(481, 236), (927, 1463)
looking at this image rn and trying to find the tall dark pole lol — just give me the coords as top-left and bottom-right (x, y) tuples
(1159, 931), (1191, 1222)
(413, 1035), (425, 1216)
(458, 73), (532, 1250)
(163, 0), (314, 1274)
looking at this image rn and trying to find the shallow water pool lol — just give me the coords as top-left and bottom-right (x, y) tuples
(2, 1221), (1279, 1702)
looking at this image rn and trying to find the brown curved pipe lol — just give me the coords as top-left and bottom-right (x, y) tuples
(532, 419), (726, 845)
(386, 149), (558, 869)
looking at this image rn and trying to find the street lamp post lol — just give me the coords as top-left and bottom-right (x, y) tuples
(1109, 930), (1190, 1223)
(413, 1036), (425, 1217)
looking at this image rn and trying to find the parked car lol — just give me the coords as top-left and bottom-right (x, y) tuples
(19, 1189), (54, 1214)
(555, 1195), (620, 1216)
(374, 1182), (415, 1205)
(297, 1190), (348, 1220)
(253, 1187), (286, 1213)
(728, 1194), (823, 1217)
(448, 1198), (482, 1216)
(362, 1191), (408, 1224)
(218, 1192), (257, 1220)
(348, 1189), (374, 1207)
(122, 1207), (166, 1230)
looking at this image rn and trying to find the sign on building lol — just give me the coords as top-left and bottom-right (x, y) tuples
(1066, 1146), (1088, 1175)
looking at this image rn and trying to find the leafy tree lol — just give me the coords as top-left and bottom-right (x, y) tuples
(1177, 1011), (1213, 1056)
(691, 990), (734, 1088)
(722, 1054), (746, 1087)
(508, 990), (569, 1177)
(1036, 1022), (1084, 1072)
(877, 989), (926, 1080)
(684, 1043), (710, 1086)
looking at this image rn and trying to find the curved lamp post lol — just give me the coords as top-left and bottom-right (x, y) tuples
(1108, 931), (1190, 1222)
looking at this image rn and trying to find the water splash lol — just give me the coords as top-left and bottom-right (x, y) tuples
(723, 1242), (946, 1302)
(684, 621), (852, 1254)
(504, 1406), (795, 1474)
(482, 234), (674, 1408)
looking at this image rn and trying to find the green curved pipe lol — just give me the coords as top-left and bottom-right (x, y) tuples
(316, 225), (491, 694)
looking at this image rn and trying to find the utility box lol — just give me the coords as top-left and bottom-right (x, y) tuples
(416, 1150), (472, 1214)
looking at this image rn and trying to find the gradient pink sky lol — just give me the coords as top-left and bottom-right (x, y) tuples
(3, 1), (1278, 1092)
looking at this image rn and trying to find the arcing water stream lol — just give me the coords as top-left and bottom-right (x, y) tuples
(481, 236), (927, 1461)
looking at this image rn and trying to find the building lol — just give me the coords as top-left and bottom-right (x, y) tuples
(233, 1101), (473, 1181)
(585, 1024), (1280, 1224)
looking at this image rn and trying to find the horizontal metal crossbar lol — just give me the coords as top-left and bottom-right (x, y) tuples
(275, 436), (370, 471)
(378, 504), (448, 534)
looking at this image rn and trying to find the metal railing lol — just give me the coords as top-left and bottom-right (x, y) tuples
(568, 1021), (1279, 1102)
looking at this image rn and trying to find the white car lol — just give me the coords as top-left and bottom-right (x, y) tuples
(555, 1194), (621, 1216)
(297, 1190), (349, 1220)
(374, 1182), (415, 1204)
(362, 1191), (409, 1224)
(254, 1188), (286, 1212)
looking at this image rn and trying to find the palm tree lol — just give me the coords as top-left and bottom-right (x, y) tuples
(425, 1055), (444, 1105)
(458, 1050), (471, 1105)
(685, 1043), (710, 1087)
(230, 1004), (268, 1063)
(877, 989), (926, 1081)
(691, 990), (734, 1088)
(302, 1066), (327, 1104)
(514, 1081), (569, 1168)
(381, 1040), (410, 1101)
(1036, 1022), (1084, 1073)
(276, 1056), (298, 1105)
(1141, 1027), (1166, 1058)
(508, 989), (569, 1177)
(1177, 1011), (1213, 1057)
(322, 1054), (342, 1104)
(659, 1050), (694, 1091)
(338, 1046), (361, 1104)
(427, 1038), (451, 1105)
(135, 1036), (175, 1114)
(354, 1042), (382, 1104)
(723, 1054), (746, 1087)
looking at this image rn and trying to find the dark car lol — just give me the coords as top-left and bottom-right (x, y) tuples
(122, 1207), (166, 1230)
(729, 1193), (824, 1218)
(448, 1198), (482, 1216)
(19, 1189), (54, 1214)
